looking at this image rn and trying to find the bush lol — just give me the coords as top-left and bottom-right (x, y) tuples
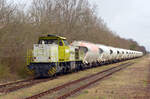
(0, 63), (11, 79)
(16, 64), (29, 78)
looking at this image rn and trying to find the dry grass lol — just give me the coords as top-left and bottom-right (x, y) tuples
(0, 62), (26, 84)
(68, 56), (150, 99)
(0, 59), (137, 99)
(0, 64), (12, 82)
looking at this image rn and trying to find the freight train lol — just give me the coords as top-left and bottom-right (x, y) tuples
(27, 35), (143, 77)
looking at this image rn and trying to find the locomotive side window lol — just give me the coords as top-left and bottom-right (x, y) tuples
(59, 40), (63, 46)
(63, 40), (69, 46)
(99, 48), (104, 54)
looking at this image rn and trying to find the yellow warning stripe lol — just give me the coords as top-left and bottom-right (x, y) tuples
(52, 67), (56, 73)
(51, 68), (54, 73)
(49, 70), (53, 75)
(51, 70), (54, 75)
(27, 69), (34, 75)
(49, 67), (56, 75)
(53, 67), (56, 73)
(48, 70), (51, 75)
(48, 66), (56, 76)
(53, 67), (56, 72)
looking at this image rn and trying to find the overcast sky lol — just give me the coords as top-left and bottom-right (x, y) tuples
(13, 0), (150, 51)
(91, 0), (150, 51)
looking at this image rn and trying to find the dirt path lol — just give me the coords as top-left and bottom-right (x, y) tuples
(69, 55), (150, 99)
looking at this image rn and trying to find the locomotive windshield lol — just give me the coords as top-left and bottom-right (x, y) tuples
(38, 39), (58, 44)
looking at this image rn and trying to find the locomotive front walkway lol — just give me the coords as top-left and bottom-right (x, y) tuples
(69, 55), (150, 99)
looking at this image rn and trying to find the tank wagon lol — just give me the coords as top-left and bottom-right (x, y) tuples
(27, 35), (143, 77)
(71, 41), (100, 66)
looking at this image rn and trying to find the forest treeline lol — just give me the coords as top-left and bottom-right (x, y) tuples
(0, 0), (146, 79)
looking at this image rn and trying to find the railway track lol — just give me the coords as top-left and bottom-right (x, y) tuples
(25, 62), (134, 99)
(0, 78), (33, 89)
(0, 65), (85, 94)
(0, 63), (99, 94)
(0, 78), (53, 94)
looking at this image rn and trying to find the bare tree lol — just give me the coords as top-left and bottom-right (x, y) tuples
(0, 0), (16, 27)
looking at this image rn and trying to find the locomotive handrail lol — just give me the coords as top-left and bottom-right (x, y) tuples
(27, 49), (33, 65)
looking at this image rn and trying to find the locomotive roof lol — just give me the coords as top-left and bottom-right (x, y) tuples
(39, 34), (66, 40)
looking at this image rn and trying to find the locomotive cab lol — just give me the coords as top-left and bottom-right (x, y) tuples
(38, 35), (70, 62)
